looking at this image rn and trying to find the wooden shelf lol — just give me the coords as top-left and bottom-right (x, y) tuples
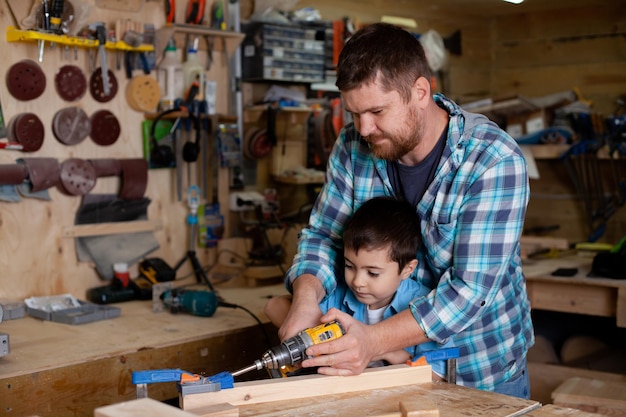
(273, 174), (324, 185)
(155, 23), (244, 58)
(6, 26), (154, 52)
(244, 105), (314, 123)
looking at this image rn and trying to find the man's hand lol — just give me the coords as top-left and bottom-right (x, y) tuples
(302, 308), (428, 376)
(278, 274), (325, 341)
(302, 309), (375, 376)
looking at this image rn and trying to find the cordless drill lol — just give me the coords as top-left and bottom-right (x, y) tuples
(232, 320), (345, 378)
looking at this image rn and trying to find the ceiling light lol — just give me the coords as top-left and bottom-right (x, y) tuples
(503, 0), (524, 3)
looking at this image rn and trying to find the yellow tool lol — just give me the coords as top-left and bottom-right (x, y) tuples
(232, 320), (345, 378)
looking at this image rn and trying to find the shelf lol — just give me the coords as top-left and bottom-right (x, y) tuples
(244, 105), (314, 123)
(273, 174), (325, 185)
(144, 111), (236, 124)
(155, 23), (244, 59)
(6, 26), (154, 52)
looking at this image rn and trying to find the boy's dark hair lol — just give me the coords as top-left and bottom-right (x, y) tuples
(335, 22), (432, 104)
(343, 197), (421, 271)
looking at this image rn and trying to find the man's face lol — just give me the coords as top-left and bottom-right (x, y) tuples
(342, 78), (423, 161)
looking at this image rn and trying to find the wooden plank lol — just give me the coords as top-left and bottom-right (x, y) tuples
(62, 220), (163, 238)
(618, 287), (626, 328)
(181, 364), (432, 411)
(95, 398), (198, 417)
(526, 280), (617, 318)
(231, 381), (540, 417)
(524, 404), (606, 417)
(552, 377), (626, 416)
(528, 362), (626, 406)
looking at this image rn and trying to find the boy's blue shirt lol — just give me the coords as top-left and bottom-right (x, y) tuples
(319, 278), (448, 376)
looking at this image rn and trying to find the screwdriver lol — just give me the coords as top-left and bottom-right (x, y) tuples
(49, 0), (64, 51)
(96, 24), (111, 96)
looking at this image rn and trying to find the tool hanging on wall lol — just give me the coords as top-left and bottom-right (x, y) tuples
(165, 0), (176, 24)
(96, 23), (110, 96)
(185, 0), (206, 24)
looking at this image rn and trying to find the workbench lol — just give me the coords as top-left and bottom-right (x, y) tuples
(2, 255), (622, 417)
(524, 253), (626, 327)
(0, 285), (286, 417)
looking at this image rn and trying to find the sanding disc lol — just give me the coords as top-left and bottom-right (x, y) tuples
(6, 60), (46, 101)
(52, 107), (91, 145)
(125, 75), (161, 112)
(89, 68), (118, 103)
(59, 158), (97, 195)
(8, 113), (45, 152)
(90, 110), (121, 146)
(244, 128), (272, 159)
(55, 65), (87, 102)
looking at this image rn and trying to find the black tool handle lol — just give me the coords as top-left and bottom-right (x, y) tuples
(50, 0), (64, 32)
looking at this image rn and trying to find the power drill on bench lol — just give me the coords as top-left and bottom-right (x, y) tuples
(231, 320), (345, 378)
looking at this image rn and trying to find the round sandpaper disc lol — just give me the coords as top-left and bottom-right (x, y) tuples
(59, 158), (97, 195)
(89, 68), (118, 103)
(6, 60), (46, 101)
(8, 113), (44, 152)
(52, 107), (91, 145)
(55, 65), (87, 102)
(125, 75), (161, 112)
(90, 110), (121, 146)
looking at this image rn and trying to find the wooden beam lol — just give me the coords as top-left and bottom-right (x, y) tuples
(182, 364), (432, 411)
(62, 220), (163, 238)
(95, 398), (197, 417)
(552, 377), (626, 416)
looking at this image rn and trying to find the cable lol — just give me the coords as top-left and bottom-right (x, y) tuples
(218, 301), (273, 349)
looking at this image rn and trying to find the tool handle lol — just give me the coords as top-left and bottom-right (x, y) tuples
(422, 347), (460, 362)
(132, 369), (192, 384)
(50, 0), (64, 32)
(96, 24), (107, 45)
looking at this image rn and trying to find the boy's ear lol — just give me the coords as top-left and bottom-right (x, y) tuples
(400, 259), (418, 280)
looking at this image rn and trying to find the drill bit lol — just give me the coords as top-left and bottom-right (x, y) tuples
(231, 363), (261, 377)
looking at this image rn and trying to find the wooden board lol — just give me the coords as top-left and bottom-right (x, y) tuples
(182, 364), (432, 411)
(524, 404), (606, 417)
(552, 377), (626, 416)
(217, 381), (540, 417)
(95, 398), (197, 417)
(528, 362), (626, 407)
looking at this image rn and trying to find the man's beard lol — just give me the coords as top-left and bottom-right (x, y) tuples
(367, 108), (422, 161)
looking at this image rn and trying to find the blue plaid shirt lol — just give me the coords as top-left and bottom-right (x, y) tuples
(286, 94), (534, 391)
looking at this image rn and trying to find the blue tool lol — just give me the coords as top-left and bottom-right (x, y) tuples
(408, 347), (460, 384)
(132, 369), (234, 398)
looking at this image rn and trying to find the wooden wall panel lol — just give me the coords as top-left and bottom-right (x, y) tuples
(0, 1), (228, 300)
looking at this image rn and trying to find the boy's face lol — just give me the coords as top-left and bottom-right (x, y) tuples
(344, 245), (412, 310)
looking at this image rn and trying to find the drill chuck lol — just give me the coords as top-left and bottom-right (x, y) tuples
(232, 321), (345, 377)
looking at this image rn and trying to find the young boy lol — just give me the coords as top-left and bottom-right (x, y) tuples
(265, 196), (449, 377)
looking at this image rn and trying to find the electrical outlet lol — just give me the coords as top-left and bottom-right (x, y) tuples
(229, 191), (265, 212)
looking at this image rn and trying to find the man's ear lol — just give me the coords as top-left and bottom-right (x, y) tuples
(400, 259), (418, 280)
(413, 76), (431, 105)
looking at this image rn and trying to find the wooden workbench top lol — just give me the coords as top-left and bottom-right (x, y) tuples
(0, 284), (287, 380)
(523, 252), (625, 287)
(522, 252), (626, 327)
